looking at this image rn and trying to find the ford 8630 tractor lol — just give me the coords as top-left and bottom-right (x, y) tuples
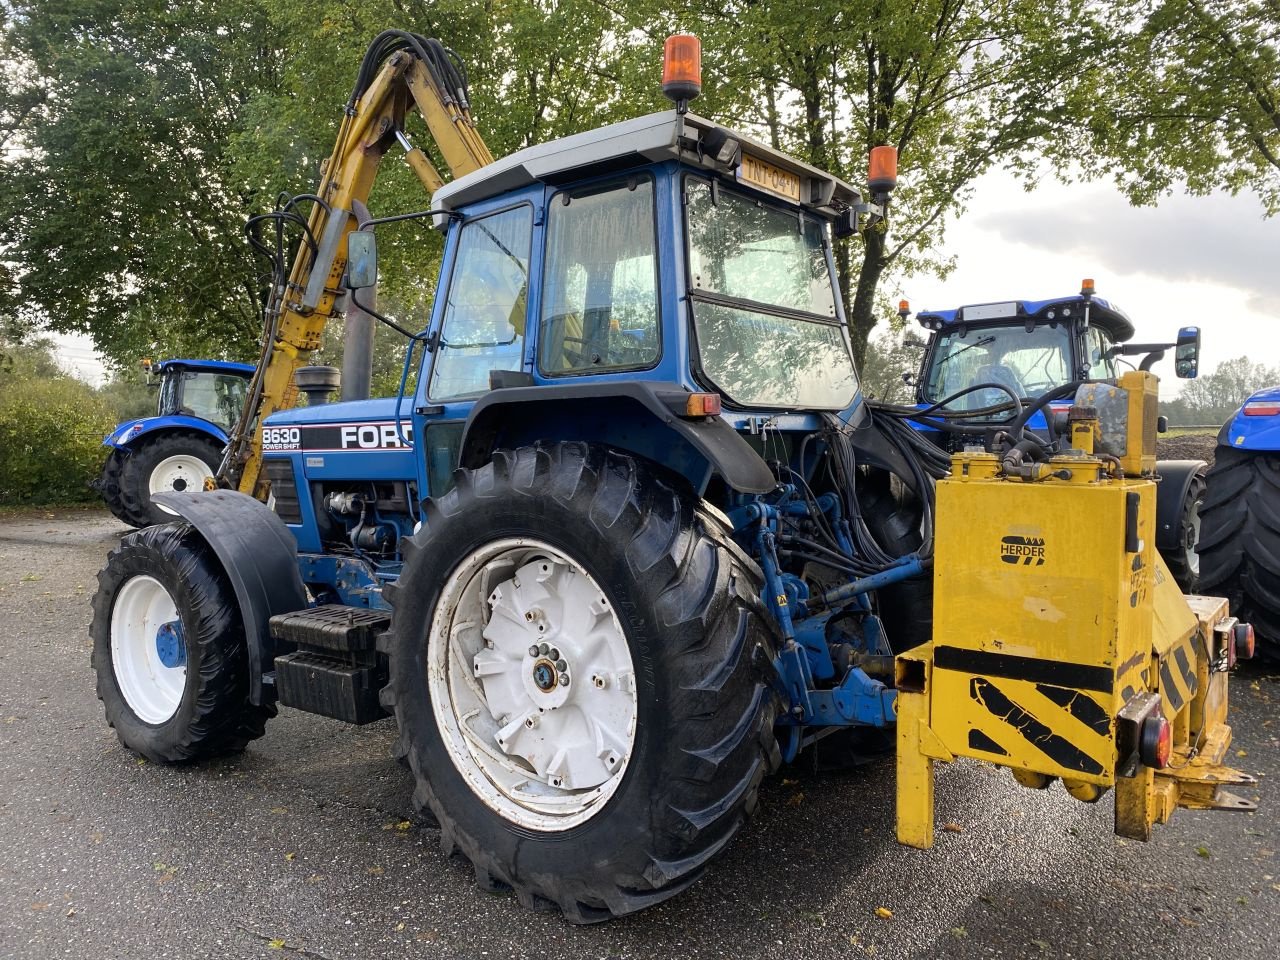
(96, 358), (253, 527)
(89, 32), (1257, 923)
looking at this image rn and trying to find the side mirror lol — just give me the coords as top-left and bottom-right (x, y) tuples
(1174, 326), (1200, 379)
(346, 230), (378, 290)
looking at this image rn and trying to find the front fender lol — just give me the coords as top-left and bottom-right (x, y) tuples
(103, 415), (229, 450)
(1154, 459), (1207, 553)
(152, 491), (306, 705)
(459, 381), (775, 494)
(1217, 385), (1280, 451)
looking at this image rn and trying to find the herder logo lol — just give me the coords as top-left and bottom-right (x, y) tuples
(1000, 535), (1046, 566)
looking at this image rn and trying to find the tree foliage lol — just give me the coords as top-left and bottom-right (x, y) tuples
(1167, 355), (1280, 424)
(1085, 1), (1280, 214)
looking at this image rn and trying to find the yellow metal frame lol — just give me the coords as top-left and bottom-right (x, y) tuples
(222, 52), (494, 499)
(896, 373), (1254, 848)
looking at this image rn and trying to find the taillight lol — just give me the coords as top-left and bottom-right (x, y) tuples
(1139, 714), (1172, 769)
(1243, 400), (1280, 417)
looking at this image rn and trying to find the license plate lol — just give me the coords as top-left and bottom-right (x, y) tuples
(738, 152), (802, 203)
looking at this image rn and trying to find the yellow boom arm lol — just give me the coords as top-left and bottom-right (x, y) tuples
(220, 33), (493, 498)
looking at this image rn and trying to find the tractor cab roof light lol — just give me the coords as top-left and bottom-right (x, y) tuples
(661, 35), (702, 114)
(1081, 278), (1096, 296)
(868, 146), (898, 195)
(898, 300), (911, 320)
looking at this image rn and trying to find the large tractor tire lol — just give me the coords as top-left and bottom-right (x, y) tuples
(859, 471), (932, 652)
(1198, 447), (1280, 662)
(90, 522), (275, 762)
(1157, 462), (1208, 593)
(381, 442), (781, 922)
(117, 432), (222, 528)
(97, 449), (147, 527)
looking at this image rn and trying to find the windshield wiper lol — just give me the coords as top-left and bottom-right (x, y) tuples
(934, 335), (995, 369)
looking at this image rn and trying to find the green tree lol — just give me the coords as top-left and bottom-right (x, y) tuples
(1179, 355), (1280, 423)
(634, 1), (1106, 366)
(1085, 1), (1280, 214)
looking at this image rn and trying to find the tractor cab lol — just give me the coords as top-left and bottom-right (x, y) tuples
(913, 286), (1200, 427)
(145, 358), (254, 433)
(259, 108), (883, 566)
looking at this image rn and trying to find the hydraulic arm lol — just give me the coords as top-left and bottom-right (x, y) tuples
(219, 31), (493, 498)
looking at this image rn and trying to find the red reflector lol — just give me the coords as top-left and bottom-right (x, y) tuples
(1243, 401), (1280, 416)
(1140, 715), (1172, 769)
(686, 393), (721, 417)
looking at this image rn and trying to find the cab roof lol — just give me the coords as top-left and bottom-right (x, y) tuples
(916, 295), (1135, 342)
(431, 110), (862, 226)
(157, 359), (255, 376)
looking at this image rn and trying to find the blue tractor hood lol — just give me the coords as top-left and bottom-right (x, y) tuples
(264, 396), (415, 427)
(1219, 385), (1280, 451)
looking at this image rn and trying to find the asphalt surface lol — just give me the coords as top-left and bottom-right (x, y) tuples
(1, 507), (1275, 960)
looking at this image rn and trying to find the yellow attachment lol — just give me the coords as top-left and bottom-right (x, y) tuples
(896, 449), (1254, 848)
(224, 47), (495, 499)
(1117, 370), (1158, 477)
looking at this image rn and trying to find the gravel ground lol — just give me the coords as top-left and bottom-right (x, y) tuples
(0, 507), (1275, 960)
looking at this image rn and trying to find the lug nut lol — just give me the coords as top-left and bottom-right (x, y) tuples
(559, 674), (570, 687)
(528, 645), (540, 658)
(555, 659), (568, 672)
(538, 643), (549, 655)
(549, 648), (560, 661)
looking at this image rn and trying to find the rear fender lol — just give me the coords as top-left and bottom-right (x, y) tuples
(103, 415), (229, 451)
(152, 491), (306, 705)
(1155, 459), (1207, 553)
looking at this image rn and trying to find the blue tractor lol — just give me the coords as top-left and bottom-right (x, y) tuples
(905, 288), (1208, 591)
(86, 33), (1255, 923)
(96, 358), (253, 527)
(1199, 385), (1280, 661)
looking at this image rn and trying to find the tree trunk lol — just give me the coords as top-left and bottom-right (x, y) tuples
(849, 228), (887, 369)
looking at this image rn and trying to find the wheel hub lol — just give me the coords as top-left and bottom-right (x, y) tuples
(429, 539), (637, 831)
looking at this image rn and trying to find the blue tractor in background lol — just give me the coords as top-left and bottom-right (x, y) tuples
(1199, 385), (1280, 661)
(904, 287), (1208, 592)
(96, 358), (254, 527)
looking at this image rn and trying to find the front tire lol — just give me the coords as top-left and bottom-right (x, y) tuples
(118, 433), (221, 528)
(382, 443), (781, 922)
(91, 522), (274, 761)
(1198, 447), (1280, 662)
(98, 449), (148, 527)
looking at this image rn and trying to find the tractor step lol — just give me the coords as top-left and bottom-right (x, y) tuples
(269, 604), (390, 653)
(274, 650), (384, 724)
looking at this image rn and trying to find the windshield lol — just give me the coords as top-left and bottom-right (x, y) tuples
(923, 324), (1072, 410)
(686, 179), (856, 409)
(174, 371), (248, 430)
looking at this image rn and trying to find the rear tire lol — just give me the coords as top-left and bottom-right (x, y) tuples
(118, 433), (221, 528)
(1198, 447), (1280, 662)
(1160, 466), (1206, 593)
(91, 522), (274, 761)
(382, 442), (781, 922)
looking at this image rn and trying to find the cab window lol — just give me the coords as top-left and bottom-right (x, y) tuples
(539, 178), (659, 375)
(1086, 327), (1117, 380)
(428, 205), (533, 401)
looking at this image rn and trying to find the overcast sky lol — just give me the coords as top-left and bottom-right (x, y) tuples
(54, 170), (1279, 390)
(899, 171), (1280, 393)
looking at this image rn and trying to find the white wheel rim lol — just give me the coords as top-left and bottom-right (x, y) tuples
(428, 538), (638, 831)
(110, 575), (186, 724)
(148, 454), (212, 515)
